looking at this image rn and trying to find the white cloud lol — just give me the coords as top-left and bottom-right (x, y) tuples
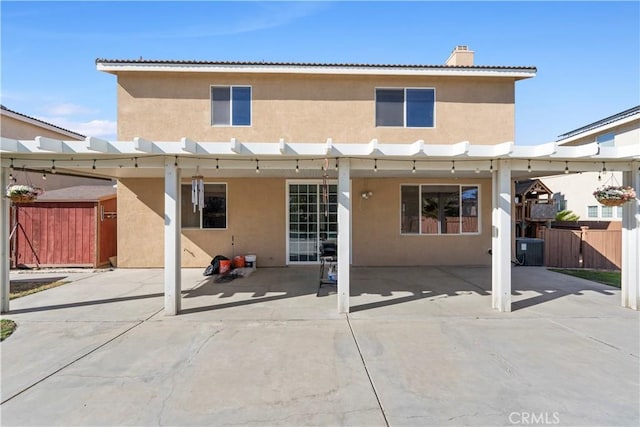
(38, 116), (117, 139)
(72, 119), (117, 139)
(42, 103), (97, 116)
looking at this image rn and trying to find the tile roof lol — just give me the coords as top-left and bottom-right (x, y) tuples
(95, 58), (537, 72)
(0, 105), (86, 139)
(557, 105), (640, 141)
(36, 185), (116, 202)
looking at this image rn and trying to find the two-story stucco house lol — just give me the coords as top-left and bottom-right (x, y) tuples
(99, 46), (531, 271)
(2, 46), (638, 315)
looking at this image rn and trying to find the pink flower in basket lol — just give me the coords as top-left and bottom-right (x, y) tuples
(593, 185), (636, 206)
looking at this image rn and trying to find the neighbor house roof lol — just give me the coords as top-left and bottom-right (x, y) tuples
(557, 105), (640, 142)
(0, 105), (86, 140)
(36, 185), (116, 202)
(96, 58), (537, 79)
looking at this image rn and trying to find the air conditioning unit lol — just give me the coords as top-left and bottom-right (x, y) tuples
(515, 238), (544, 266)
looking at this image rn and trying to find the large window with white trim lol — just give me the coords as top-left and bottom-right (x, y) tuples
(376, 88), (435, 127)
(181, 183), (227, 229)
(401, 185), (479, 234)
(211, 86), (251, 126)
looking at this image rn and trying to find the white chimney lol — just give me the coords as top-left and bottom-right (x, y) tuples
(445, 45), (474, 66)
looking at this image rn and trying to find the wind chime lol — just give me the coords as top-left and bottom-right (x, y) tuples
(322, 158), (329, 218)
(191, 166), (204, 212)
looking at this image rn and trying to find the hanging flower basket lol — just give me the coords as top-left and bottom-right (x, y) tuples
(5, 184), (43, 203)
(593, 185), (636, 207)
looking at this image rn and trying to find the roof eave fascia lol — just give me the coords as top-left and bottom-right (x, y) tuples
(96, 62), (536, 79)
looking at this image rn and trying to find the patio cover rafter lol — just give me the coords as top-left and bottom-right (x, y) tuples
(2, 137), (639, 167)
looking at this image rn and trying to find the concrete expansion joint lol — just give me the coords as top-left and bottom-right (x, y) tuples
(345, 315), (390, 427)
(547, 318), (635, 356)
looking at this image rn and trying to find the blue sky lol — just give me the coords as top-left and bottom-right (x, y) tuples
(1, 1), (638, 144)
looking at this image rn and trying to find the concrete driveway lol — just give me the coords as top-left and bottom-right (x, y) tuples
(1, 266), (638, 426)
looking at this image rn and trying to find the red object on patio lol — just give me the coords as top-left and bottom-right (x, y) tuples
(233, 255), (245, 268)
(219, 260), (232, 274)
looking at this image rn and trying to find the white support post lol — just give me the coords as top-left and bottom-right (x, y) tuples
(337, 158), (351, 314)
(1, 167), (10, 313)
(492, 159), (512, 312)
(164, 160), (181, 315)
(621, 165), (640, 310)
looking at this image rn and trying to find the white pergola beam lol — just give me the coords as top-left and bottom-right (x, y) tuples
(36, 136), (72, 153)
(337, 158), (351, 314)
(86, 136), (117, 153)
(411, 139), (424, 155)
(368, 138), (379, 155)
(134, 137), (157, 153)
(598, 144), (640, 159)
(1, 137), (20, 152)
(511, 141), (557, 158)
(467, 141), (512, 157)
(325, 138), (333, 155)
(423, 140), (469, 157)
(492, 159), (512, 312)
(1, 167), (9, 313)
(552, 142), (599, 158)
(621, 164), (640, 310)
(164, 160), (182, 315)
(181, 137), (198, 154)
(230, 138), (241, 154)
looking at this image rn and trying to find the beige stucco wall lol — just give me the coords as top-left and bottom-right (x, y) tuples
(117, 177), (286, 268)
(351, 177), (492, 266)
(117, 177), (491, 268)
(117, 72), (515, 145)
(0, 114), (82, 141)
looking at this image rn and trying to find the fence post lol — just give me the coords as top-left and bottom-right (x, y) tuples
(579, 226), (588, 268)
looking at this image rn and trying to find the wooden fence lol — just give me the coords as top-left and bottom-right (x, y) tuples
(541, 226), (621, 270)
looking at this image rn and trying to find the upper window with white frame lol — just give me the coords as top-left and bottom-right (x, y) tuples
(401, 184), (478, 235)
(376, 88), (435, 128)
(181, 183), (227, 229)
(211, 86), (251, 126)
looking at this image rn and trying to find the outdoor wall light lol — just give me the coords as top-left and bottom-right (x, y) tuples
(361, 191), (373, 200)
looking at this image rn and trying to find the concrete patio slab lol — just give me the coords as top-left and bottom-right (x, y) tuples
(1, 266), (638, 426)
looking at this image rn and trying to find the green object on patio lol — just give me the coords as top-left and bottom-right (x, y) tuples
(549, 268), (621, 288)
